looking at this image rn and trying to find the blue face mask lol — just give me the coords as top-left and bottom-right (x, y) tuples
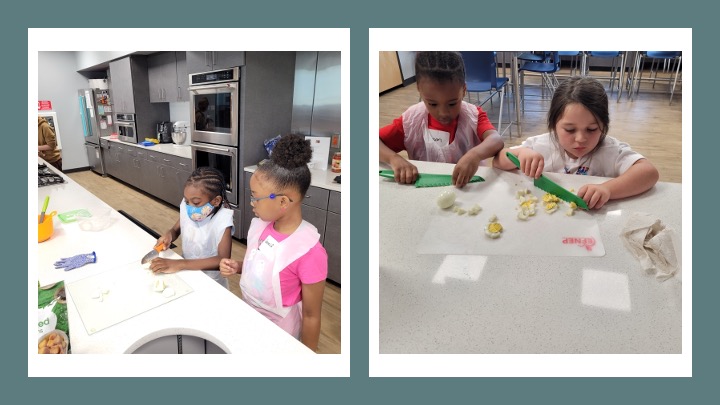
(186, 201), (215, 222)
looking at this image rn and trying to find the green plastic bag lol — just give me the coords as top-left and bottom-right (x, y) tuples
(38, 282), (69, 341)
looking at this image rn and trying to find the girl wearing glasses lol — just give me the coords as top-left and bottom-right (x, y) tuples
(150, 167), (234, 288)
(220, 134), (328, 352)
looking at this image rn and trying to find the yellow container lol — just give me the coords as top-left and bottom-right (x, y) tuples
(38, 211), (56, 243)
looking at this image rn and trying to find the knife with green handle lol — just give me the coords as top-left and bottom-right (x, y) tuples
(379, 170), (484, 188)
(505, 152), (589, 209)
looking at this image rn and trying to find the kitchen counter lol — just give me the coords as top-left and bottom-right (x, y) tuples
(101, 136), (191, 159)
(36, 158), (312, 357)
(244, 164), (341, 193)
(378, 160), (683, 354)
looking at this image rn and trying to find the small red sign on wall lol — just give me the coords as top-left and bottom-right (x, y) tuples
(38, 100), (52, 111)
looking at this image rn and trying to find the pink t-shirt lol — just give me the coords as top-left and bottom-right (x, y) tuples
(259, 222), (328, 307)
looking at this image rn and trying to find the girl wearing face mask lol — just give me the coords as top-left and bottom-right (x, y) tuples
(219, 134), (327, 351)
(150, 167), (234, 288)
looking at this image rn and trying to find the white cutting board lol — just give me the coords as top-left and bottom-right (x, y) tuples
(416, 176), (605, 257)
(65, 261), (193, 335)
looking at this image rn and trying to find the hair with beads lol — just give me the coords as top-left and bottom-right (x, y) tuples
(548, 76), (610, 152)
(414, 51), (466, 86)
(256, 133), (312, 198)
(185, 166), (228, 217)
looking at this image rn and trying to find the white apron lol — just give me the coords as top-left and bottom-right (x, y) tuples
(179, 200), (234, 289)
(239, 218), (320, 339)
(402, 101), (481, 163)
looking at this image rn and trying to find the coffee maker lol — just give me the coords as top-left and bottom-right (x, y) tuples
(156, 122), (172, 143)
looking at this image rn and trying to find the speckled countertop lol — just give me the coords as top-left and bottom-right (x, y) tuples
(378, 160), (683, 354)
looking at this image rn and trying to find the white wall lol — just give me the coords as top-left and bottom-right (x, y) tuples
(397, 51), (416, 82)
(38, 51), (98, 170)
(76, 51), (131, 71)
(169, 101), (190, 123)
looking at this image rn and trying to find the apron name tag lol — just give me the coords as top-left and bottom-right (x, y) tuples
(258, 235), (279, 255)
(426, 128), (450, 146)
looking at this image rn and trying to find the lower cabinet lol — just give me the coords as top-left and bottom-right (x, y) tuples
(326, 191), (341, 284)
(103, 140), (191, 207)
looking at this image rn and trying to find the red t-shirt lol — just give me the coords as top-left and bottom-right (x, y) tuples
(380, 105), (496, 153)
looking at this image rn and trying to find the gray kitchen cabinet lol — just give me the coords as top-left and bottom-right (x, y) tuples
(325, 191), (341, 284)
(186, 51), (245, 74)
(130, 148), (149, 192)
(100, 139), (116, 176)
(116, 145), (141, 190)
(169, 156), (192, 206)
(108, 57), (135, 113)
(302, 204), (327, 244)
(107, 143), (128, 182)
(109, 55), (170, 139)
(141, 150), (191, 206)
(148, 51), (188, 103)
(103, 140), (190, 207)
(141, 151), (172, 204)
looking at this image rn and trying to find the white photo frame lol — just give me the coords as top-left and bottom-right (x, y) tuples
(37, 111), (62, 150)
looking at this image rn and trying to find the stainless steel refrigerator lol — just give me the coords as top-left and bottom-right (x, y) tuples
(79, 88), (114, 175)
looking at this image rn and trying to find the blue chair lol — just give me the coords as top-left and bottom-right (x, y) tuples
(583, 51), (625, 94)
(460, 51), (512, 136)
(629, 51), (682, 105)
(558, 51), (583, 76)
(518, 51), (561, 112)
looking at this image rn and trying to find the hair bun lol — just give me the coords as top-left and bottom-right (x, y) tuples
(270, 134), (313, 169)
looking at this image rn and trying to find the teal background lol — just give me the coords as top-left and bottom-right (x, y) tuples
(11, 0), (715, 403)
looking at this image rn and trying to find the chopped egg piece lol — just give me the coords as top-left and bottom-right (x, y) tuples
(488, 214), (497, 223)
(485, 222), (503, 238)
(468, 204), (482, 216)
(153, 279), (166, 292)
(543, 193), (560, 203)
(545, 203), (559, 214)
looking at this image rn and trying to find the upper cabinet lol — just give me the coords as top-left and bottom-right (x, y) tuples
(186, 51), (245, 74)
(108, 56), (137, 113)
(108, 55), (170, 138)
(148, 51), (188, 103)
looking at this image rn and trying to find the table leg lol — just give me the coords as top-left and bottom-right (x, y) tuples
(617, 52), (626, 103)
(512, 54), (522, 137)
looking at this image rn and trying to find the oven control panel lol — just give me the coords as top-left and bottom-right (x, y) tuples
(190, 67), (239, 85)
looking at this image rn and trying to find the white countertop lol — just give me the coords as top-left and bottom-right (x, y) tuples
(378, 160), (683, 354)
(245, 164), (341, 192)
(101, 136), (192, 159)
(36, 158), (312, 356)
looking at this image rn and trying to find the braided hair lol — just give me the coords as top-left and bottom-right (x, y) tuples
(256, 134), (312, 198)
(414, 51), (466, 85)
(185, 166), (228, 217)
